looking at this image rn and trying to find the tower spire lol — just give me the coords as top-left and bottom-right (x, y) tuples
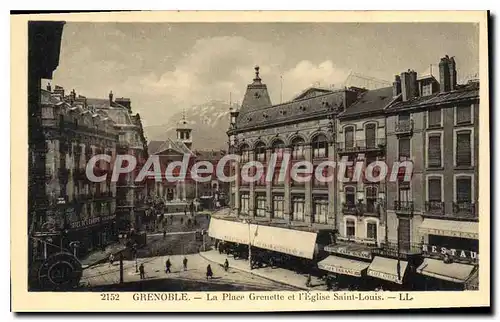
(253, 65), (261, 84)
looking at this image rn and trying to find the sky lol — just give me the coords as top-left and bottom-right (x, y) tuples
(51, 22), (479, 127)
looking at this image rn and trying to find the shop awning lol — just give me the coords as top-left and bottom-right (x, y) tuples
(419, 219), (478, 239)
(324, 243), (373, 260)
(208, 218), (318, 259)
(318, 255), (370, 277)
(417, 258), (476, 284)
(367, 256), (408, 284)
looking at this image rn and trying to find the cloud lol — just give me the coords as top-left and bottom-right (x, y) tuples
(136, 36), (349, 112)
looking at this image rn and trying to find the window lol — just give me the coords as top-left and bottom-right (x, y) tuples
(241, 150), (250, 163)
(428, 134), (442, 168)
(291, 137), (305, 160)
(272, 140), (285, 161)
(366, 221), (378, 240)
(273, 195), (284, 219)
(399, 113), (410, 122)
(428, 109), (442, 128)
(456, 177), (472, 203)
(313, 165), (329, 188)
(398, 137), (411, 160)
(456, 130), (472, 166)
(428, 177), (442, 202)
(365, 124), (376, 148)
(292, 196), (305, 221)
(240, 194), (249, 215)
(365, 186), (378, 213)
(255, 195), (266, 217)
(256, 167), (267, 186)
(346, 219), (355, 237)
(422, 84), (432, 96)
(398, 183), (411, 203)
(312, 134), (328, 158)
(344, 126), (354, 148)
(272, 167), (284, 186)
(345, 186), (356, 205)
(456, 105), (472, 125)
(313, 197), (328, 224)
(255, 142), (266, 162)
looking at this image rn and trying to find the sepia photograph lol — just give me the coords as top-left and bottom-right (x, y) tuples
(11, 11), (490, 312)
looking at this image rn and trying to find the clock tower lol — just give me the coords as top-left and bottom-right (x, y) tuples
(176, 110), (193, 150)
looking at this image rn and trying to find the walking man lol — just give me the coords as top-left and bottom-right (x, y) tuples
(165, 258), (172, 273)
(163, 230), (166, 239)
(183, 257), (188, 271)
(139, 263), (145, 279)
(109, 254), (114, 266)
(223, 259), (229, 272)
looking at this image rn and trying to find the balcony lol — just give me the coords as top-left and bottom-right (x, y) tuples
(93, 191), (114, 200)
(425, 201), (445, 216)
(336, 139), (386, 154)
(394, 119), (414, 135)
(452, 202), (477, 219)
(373, 240), (422, 260)
(394, 201), (414, 215)
(342, 202), (359, 215)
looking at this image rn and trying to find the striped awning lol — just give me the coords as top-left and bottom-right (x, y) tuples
(367, 256), (408, 284)
(419, 219), (478, 239)
(318, 255), (370, 277)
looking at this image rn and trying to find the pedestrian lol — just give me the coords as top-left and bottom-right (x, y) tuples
(206, 264), (213, 280)
(223, 259), (229, 272)
(180, 217), (184, 225)
(165, 258), (172, 273)
(163, 230), (166, 239)
(325, 276), (332, 291)
(193, 218), (197, 226)
(109, 254), (114, 266)
(183, 257), (188, 271)
(139, 263), (145, 279)
(184, 205), (187, 216)
(305, 274), (312, 288)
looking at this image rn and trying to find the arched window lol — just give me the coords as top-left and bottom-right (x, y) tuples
(365, 123), (376, 148)
(345, 186), (356, 205)
(312, 134), (328, 159)
(366, 220), (378, 241)
(271, 139), (285, 160)
(239, 144), (250, 162)
(344, 126), (355, 149)
(346, 218), (356, 237)
(254, 142), (266, 162)
(366, 186), (378, 213)
(291, 137), (305, 160)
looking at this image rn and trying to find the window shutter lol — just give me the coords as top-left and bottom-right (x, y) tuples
(399, 138), (411, 159)
(456, 105), (471, 124)
(345, 127), (354, 147)
(365, 124), (376, 148)
(456, 131), (472, 166)
(428, 178), (442, 201)
(428, 109), (441, 127)
(428, 135), (441, 167)
(456, 178), (472, 202)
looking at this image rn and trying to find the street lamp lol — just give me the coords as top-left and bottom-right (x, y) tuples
(242, 219), (252, 270)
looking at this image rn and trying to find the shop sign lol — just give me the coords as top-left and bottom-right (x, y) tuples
(70, 217), (101, 229)
(420, 227), (478, 239)
(367, 269), (403, 284)
(101, 214), (116, 223)
(325, 245), (372, 260)
(318, 263), (362, 277)
(422, 244), (478, 261)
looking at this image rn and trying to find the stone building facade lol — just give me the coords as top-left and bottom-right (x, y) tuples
(34, 85), (119, 258)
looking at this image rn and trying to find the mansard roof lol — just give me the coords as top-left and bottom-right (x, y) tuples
(338, 86), (394, 119)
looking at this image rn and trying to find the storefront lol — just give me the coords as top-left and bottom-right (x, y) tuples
(208, 217), (318, 262)
(319, 242), (376, 290)
(418, 218), (479, 290)
(67, 214), (117, 257)
(367, 256), (409, 290)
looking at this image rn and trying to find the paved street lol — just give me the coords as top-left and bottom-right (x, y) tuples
(80, 253), (297, 291)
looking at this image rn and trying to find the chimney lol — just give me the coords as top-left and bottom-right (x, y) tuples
(53, 85), (64, 97)
(439, 56), (451, 92)
(70, 89), (76, 104)
(409, 70), (418, 99)
(449, 56), (457, 91)
(46, 83), (52, 92)
(400, 70), (411, 101)
(109, 90), (113, 104)
(392, 75), (401, 97)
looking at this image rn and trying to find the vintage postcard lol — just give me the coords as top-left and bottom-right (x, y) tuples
(11, 11), (490, 312)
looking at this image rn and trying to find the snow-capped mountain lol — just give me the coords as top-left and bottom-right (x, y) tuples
(144, 100), (233, 151)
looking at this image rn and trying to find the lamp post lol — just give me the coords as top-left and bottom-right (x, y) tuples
(243, 219), (252, 270)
